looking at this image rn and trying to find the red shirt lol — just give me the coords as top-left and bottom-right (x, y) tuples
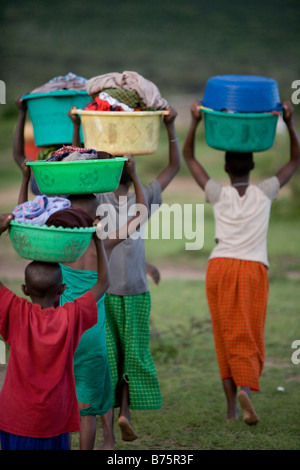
(0, 286), (97, 438)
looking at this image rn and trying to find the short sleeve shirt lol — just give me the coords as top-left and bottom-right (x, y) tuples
(97, 180), (162, 295)
(0, 286), (97, 438)
(205, 176), (280, 267)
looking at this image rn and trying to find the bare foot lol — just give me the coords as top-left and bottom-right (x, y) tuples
(226, 407), (240, 421)
(118, 415), (138, 441)
(238, 389), (260, 425)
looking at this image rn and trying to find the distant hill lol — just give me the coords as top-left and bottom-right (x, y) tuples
(1, 0), (300, 107)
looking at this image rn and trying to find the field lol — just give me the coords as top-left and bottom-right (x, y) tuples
(0, 0), (300, 452)
(1, 1), (300, 111)
(0, 107), (300, 450)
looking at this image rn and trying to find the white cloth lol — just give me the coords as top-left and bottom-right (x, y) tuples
(98, 92), (134, 112)
(205, 176), (280, 267)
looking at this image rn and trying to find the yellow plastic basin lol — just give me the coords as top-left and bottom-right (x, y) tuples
(75, 110), (165, 155)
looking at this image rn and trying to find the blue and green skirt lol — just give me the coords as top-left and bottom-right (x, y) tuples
(59, 264), (112, 416)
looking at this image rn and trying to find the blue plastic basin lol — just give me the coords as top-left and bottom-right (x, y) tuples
(202, 75), (282, 113)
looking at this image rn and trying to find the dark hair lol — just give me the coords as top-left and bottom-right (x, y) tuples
(119, 165), (133, 186)
(97, 151), (114, 160)
(67, 194), (99, 219)
(225, 151), (254, 177)
(46, 207), (94, 228)
(25, 261), (62, 298)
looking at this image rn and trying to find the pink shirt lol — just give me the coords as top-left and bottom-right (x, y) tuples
(0, 286), (97, 438)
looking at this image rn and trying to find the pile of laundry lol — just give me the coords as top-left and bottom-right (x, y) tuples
(84, 71), (168, 112)
(28, 72), (88, 94)
(26, 70), (168, 113)
(84, 91), (136, 112)
(12, 195), (93, 228)
(39, 145), (114, 162)
(44, 145), (98, 162)
(12, 195), (71, 225)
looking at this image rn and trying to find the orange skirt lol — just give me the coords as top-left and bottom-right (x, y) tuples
(206, 258), (269, 391)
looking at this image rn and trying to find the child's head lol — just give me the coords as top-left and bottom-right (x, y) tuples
(22, 261), (65, 302)
(225, 151), (254, 177)
(97, 151), (114, 160)
(46, 206), (94, 228)
(68, 194), (99, 219)
(119, 161), (133, 187)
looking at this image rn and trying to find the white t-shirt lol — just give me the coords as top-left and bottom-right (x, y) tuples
(205, 176), (280, 267)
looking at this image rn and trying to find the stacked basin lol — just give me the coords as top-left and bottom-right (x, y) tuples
(11, 90), (129, 262)
(201, 75), (282, 152)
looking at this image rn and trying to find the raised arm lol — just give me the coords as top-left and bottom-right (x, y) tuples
(156, 106), (181, 191)
(183, 101), (210, 191)
(275, 101), (300, 187)
(13, 96), (27, 169)
(89, 230), (109, 301)
(18, 158), (33, 205)
(0, 213), (14, 289)
(101, 155), (148, 258)
(68, 107), (82, 147)
(0, 213), (14, 235)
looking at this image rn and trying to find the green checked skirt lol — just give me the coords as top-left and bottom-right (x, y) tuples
(104, 292), (161, 410)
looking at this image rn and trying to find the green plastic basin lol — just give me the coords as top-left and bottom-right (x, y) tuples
(9, 220), (96, 263)
(27, 157), (127, 195)
(203, 108), (279, 152)
(22, 90), (90, 147)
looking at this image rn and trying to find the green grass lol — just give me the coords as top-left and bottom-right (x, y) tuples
(1, 85), (300, 450)
(97, 278), (300, 450)
(2, 276), (299, 450)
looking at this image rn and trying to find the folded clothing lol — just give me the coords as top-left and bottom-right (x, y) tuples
(12, 196), (71, 225)
(46, 208), (94, 228)
(85, 71), (168, 110)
